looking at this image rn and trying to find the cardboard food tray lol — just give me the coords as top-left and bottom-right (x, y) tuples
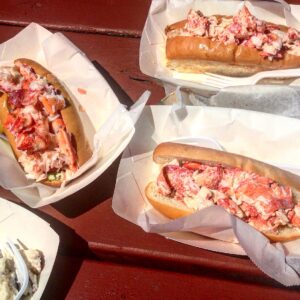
(0, 198), (59, 299)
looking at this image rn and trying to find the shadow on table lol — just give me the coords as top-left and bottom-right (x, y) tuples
(92, 60), (134, 109)
(51, 154), (122, 218)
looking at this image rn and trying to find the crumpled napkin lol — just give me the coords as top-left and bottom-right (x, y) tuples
(169, 85), (300, 119)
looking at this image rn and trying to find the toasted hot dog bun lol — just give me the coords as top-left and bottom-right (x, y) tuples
(0, 91), (21, 156)
(145, 181), (195, 219)
(145, 142), (300, 242)
(0, 59), (92, 187)
(165, 16), (300, 76)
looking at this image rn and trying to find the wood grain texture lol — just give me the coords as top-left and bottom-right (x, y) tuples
(0, 0), (152, 36)
(43, 256), (300, 300)
(0, 0), (300, 36)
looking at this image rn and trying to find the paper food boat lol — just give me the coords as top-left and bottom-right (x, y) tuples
(112, 104), (300, 286)
(140, 0), (300, 90)
(0, 23), (148, 208)
(0, 197), (59, 299)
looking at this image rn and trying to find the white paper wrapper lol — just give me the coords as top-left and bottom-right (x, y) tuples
(140, 0), (300, 91)
(112, 105), (300, 286)
(0, 197), (59, 299)
(0, 23), (148, 207)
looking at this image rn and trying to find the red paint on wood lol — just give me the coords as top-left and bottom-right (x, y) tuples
(0, 0), (152, 35)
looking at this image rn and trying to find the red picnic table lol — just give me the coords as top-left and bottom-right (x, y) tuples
(1, 1), (300, 299)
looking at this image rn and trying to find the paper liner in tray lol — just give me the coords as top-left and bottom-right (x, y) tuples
(0, 23), (149, 208)
(112, 105), (300, 286)
(140, 0), (300, 91)
(0, 197), (59, 299)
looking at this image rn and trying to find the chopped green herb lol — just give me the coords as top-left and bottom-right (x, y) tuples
(47, 173), (62, 181)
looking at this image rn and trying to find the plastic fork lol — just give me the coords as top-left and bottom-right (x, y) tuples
(4, 238), (29, 300)
(199, 68), (300, 89)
